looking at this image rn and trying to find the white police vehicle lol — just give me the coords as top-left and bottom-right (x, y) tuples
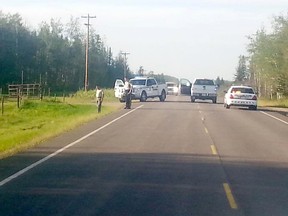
(224, 85), (257, 110)
(114, 77), (167, 102)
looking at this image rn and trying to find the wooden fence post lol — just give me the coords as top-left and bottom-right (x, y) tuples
(17, 87), (21, 108)
(1, 96), (4, 115)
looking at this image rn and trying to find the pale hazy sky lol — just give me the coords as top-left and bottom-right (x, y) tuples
(2, 0), (288, 81)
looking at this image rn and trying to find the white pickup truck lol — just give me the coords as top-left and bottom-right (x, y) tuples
(191, 78), (218, 103)
(114, 77), (167, 102)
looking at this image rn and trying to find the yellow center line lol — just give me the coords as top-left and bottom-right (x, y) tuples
(204, 128), (218, 155)
(223, 183), (238, 209)
(210, 145), (218, 155)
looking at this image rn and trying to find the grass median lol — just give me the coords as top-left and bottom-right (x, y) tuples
(0, 89), (123, 159)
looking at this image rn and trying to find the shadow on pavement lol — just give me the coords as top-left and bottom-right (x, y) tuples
(1, 152), (288, 216)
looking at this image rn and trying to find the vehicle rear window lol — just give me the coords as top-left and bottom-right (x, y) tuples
(194, 79), (215, 85)
(167, 83), (176, 87)
(231, 88), (254, 94)
(130, 79), (146, 86)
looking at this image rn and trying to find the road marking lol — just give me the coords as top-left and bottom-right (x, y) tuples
(260, 111), (288, 125)
(204, 127), (209, 134)
(210, 145), (218, 155)
(223, 183), (238, 209)
(0, 105), (144, 187)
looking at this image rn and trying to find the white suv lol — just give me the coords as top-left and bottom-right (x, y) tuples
(224, 86), (257, 110)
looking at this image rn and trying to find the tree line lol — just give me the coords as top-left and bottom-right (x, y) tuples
(0, 11), (133, 94)
(235, 12), (288, 98)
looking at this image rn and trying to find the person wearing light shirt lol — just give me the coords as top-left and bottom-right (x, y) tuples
(96, 86), (104, 113)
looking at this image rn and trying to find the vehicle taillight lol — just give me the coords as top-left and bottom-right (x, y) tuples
(252, 95), (257, 100)
(230, 94), (234, 99)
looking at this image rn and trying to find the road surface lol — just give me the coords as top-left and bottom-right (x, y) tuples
(0, 95), (288, 216)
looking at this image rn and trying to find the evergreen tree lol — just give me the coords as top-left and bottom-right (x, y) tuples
(235, 55), (248, 83)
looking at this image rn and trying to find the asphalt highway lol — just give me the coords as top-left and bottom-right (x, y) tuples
(0, 95), (288, 216)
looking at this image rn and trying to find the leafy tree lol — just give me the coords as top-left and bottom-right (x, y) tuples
(137, 66), (144, 76)
(247, 13), (288, 97)
(0, 12), (41, 92)
(0, 11), (131, 93)
(64, 17), (85, 91)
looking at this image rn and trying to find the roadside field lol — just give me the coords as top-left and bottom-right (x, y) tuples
(258, 98), (288, 108)
(0, 89), (122, 159)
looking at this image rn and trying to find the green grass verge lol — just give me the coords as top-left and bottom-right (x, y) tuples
(0, 89), (122, 159)
(258, 98), (288, 108)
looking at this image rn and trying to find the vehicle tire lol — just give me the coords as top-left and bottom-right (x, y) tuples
(140, 91), (147, 102)
(119, 99), (125, 103)
(249, 106), (257, 110)
(191, 97), (195, 102)
(212, 97), (217, 104)
(226, 104), (230, 109)
(159, 90), (166, 102)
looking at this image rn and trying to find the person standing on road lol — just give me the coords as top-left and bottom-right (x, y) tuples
(96, 86), (104, 113)
(124, 77), (132, 109)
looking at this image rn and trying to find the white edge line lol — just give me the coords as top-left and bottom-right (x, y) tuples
(260, 111), (288, 125)
(0, 105), (144, 187)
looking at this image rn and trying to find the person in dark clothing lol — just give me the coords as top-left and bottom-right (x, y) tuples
(124, 77), (132, 109)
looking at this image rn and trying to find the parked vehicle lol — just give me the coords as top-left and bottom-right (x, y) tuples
(191, 78), (217, 103)
(130, 77), (167, 102)
(224, 85), (257, 110)
(114, 79), (125, 102)
(166, 82), (178, 95)
(179, 78), (191, 95)
(114, 77), (167, 102)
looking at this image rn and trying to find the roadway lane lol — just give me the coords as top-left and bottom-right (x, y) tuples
(0, 95), (287, 215)
(197, 99), (288, 216)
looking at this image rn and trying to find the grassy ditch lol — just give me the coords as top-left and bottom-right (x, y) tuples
(258, 98), (288, 108)
(0, 89), (122, 159)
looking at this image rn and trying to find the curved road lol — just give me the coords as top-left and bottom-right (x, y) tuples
(0, 95), (288, 216)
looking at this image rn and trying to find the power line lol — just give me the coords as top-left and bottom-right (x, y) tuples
(81, 14), (96, 91)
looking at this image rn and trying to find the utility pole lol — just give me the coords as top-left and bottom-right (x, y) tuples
(121, 52), (130, 79)
(81, 14), (96, 91)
